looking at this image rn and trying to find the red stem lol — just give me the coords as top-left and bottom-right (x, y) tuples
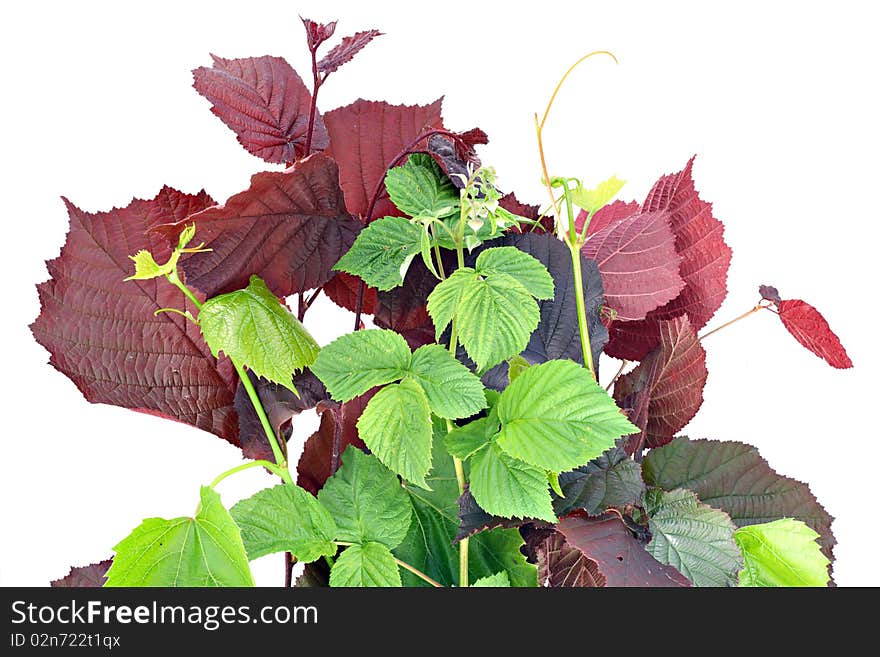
(304, 47), (321, 156)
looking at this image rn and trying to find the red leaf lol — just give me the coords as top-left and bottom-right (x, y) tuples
(778, 299), (853, 369)
(582, 211), (685, 322)
(759, 284), (782, 305)
(606, 158), (732, 360)
(155, 153), (361, 299)
(555, 511), (691, 587)
(192, 55), (328, 163)
(577, 200), (640, 238)
(31, 189), (239, 444)
(296, 393), (374, 495)
(614, 316), (707, 448)
(318, 30), (383, 76)
(301, 17), (337, 51)
(323, 271), (378, 315)
(500, 192), (554, 234)
(324, 98), (444, 220)
(535, 532), (606, 587)
(51, 560), (112, 587)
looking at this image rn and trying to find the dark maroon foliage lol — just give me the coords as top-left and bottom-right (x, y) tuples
(193, 55), (329, 163)
(318, 30), (383, 75)
(777, 299), (852, 369)
(51, 560), (112, 587)
(301, 18), (337, 52)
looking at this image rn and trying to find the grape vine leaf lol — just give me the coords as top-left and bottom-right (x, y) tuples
(554, 445), (646, 516)
(496, 360), (639, 472)
(154, 154), (361, 299)
(735, 518), (830, 587)
(554, 511), (691, 587)
(777, 299), (853, 369)
(642, 436), (836, 561)
(317, 446), (412, 549)
(31, 188), (240, 445)
(330, 542), (401, 587)
(296, 392), (373, 495)
(357, 378), (434, 488)
(199, 276), (320, 393)
(106, 487), (254, 587)
(192, 55), (328, 163)
(471, 572), (511, 587)
(384, 153), (459, 219)
(50, 560), (112, 588)
(318, 29), (383, 76)
(581, 210), (684, 321)
(470, 442), (556, 522)
(311, 329), (411, 401)
(645, 488), (742, 587)
(570, 176), (626, 216)
(332, 215), (424, 291)
(231, 484), (337, 562)
(605, 158), (733, 360)
(578, 200), (641, 237)
(324, 98), (444, 220)
(613, 315), (707, 448)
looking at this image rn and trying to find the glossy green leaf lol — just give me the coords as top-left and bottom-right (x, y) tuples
(357, 378), (433, 488)
(570, 175), (626, 216)
(199, 276), (319, 394)
(230, 484), (337, 563)
(330, 542), (402, 587)
(475, 247), (554, 299)
(497, 360), (639, 472)
(106, 487), (254, 587)
(645, 488), (742, 587)
(408, 344), (487, 419)
(311, 329), (411, 401)
(735, 519), (830, 587)
(385, 153), (459, 219)
(471, 571), (510, 587)
(333, 216), (424, 291)
(470, 443), (556, 522)
(317, 446), (412, 549)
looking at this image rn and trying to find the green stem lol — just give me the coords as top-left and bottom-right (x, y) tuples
(211, 460), (286, 488)
(166, 269), (203, 311)
(562, 183), (595, 378)
(334, 542), (444, 587)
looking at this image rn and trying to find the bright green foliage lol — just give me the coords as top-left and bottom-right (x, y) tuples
(333, 216), (424, 291)
(475, 247), (554, 299)
(470, 442), (556, 522)
(570, 175), (626, 216)
(444, 416), (497, 460)
(496, 360), (639, 472)
(230, 484), (337, 563)
(329, 542), (402, 587)
(645, 488), (742, 587)
(735, 519), (830, 587)
(311, 329), (411, 401)
(125, 250), (173, 281)
(507, 354), (531, 383)
(384, 153), (459, 219)
(427, 268), (474, 339)
(317, 446), (412, 549)
(357, 378), (434, 488)
(106, 487), (254, 587)
(408, 344), (487, 419)
(455, 271), (540, 372)
(199, 276), (319, 394)
(471, 571), (511, 587)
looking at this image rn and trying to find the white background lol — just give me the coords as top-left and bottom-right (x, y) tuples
(1, 0), (877, 586)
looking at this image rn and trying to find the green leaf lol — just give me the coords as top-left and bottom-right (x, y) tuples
(570, 175), (626, 215)
(497, 360), (639, 472)
(329, 542), (402, 587)
(311, 329), (411, 401)
(199, 276), (319, 394)
(470, 443), (556, 522)
(106, 487), (254, 587)
(735, 519), (830, 587)
(475, 247), (554, 300)
(426, 268), (474, 339)
(471, 571), (510, 587)
(645, 488), (742, 587)
(548, 471), (564, 498)
(230, 484), (337, 563)
(317, 446), (412, 549)
(357, 378), (434, 488)
(333, 216), (424, 291)
(444, 416), (497, 460)
(507, 354), (531, 383)
(456, 271), (540, 372)
(407, 344), (487, 419)
(385, 153), (459, 219)
(125, 250), (174, 281)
